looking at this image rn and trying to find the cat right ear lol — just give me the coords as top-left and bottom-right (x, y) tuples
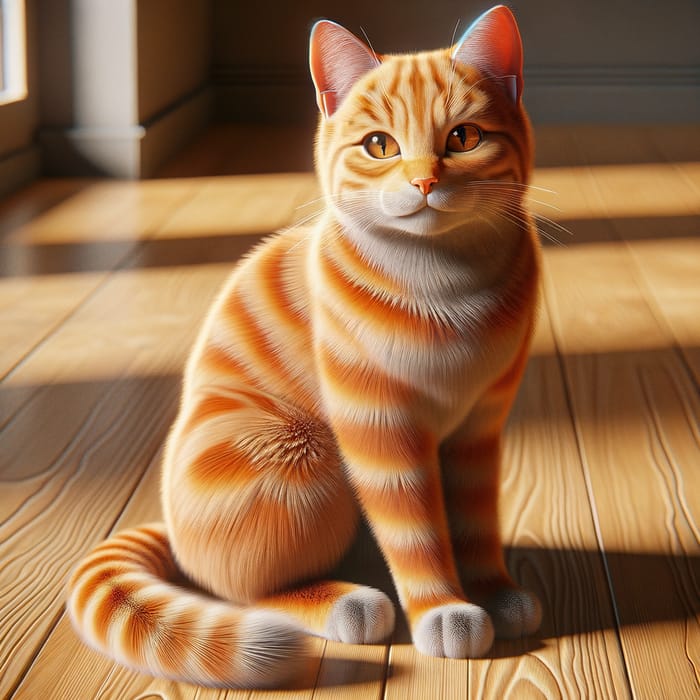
(309, 20), (380, 118)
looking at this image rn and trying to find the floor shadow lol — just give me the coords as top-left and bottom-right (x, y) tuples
(314, 656), (400, 689)
(333, 521), (700, 648)
(0, 233), (267, 277)
(538, 214), (699, 247)
(1, 210), (697, 277)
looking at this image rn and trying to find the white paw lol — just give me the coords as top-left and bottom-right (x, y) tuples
(484, 588), (542, 639)
(413, 603), (494, 658)
(324, 588), (395, 644)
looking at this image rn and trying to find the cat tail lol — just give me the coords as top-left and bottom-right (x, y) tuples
(66, 522), (307, 688)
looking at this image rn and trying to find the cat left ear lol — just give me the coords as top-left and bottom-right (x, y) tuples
(309, 20), (380, 118)
(451, 5), (524, 103)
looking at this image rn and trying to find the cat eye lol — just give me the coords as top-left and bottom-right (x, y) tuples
(446, 124), (482, 153)
(363, 132), (400, 159)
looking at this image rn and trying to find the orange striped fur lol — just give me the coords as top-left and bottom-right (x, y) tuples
(67, 5), (542, 686)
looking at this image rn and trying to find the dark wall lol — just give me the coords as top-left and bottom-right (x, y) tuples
(212, 0), (700, 124)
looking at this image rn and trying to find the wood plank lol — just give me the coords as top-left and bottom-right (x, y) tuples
(466, 307), (631, 700)
(542, 134), (700, 699)
(0, 179), (197, 381)
(0, 179), (92, 238)
(156, 173), (319, 239)
(605, 159), (700, 386)
(312, 640), (388, 700)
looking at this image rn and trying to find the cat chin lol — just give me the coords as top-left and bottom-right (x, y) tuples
(391, 211), (461, 237)
(387, 208), (476, 238)
(334, 205), (478, 241)
(338, 211), (476, 241)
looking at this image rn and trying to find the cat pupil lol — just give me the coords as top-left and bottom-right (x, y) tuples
(454, 127), (467, 147)
(373, 134), (387, 155)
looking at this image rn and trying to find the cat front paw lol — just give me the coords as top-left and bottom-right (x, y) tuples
(481, 587), (542, 639)
(325, 587), (395, 644)
(413, 603), (494, 658)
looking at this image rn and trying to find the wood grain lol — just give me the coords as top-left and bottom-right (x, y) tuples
(466, 309), (631, 700)
(541, 131), (700, 700)
(0, 179), (197, 381)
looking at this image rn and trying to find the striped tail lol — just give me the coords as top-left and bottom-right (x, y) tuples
(66, 523), (307, 688)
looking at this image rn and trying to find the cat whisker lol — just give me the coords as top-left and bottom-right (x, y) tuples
(481, 200), (570, 246)
(527, 198), (563, 213)
(469, 179), (558, 196)
(360, 27), (382, 68)
(445, 18), (461, 111)
(465, 182), (563, 218)
(288, 210), (324, 229)
(533, 214), (574, 241)
(296, 192), (345, 209)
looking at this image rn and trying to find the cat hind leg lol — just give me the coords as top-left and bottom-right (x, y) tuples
(165, 386), (395, 644)
(258, 580), (395, 644)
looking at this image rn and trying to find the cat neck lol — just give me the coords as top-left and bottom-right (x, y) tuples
(317, 211), (534, 303)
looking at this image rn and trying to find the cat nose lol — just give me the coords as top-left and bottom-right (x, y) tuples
(410, 176), (438, 195)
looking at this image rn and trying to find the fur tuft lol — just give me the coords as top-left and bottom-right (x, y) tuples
(233, 611), (309, 688)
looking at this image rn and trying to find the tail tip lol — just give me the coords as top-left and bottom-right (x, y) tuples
(236, 610), (309, 688)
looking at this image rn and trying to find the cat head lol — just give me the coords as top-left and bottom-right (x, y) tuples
(309, 5), (533, 239)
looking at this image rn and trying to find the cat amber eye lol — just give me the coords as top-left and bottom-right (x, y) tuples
(446, 124), (482, 153)
(363, 132), (400, 159)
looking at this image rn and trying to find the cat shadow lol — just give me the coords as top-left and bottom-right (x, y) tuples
(332, 520), (700, 651)
(388, 608), (547, 659)
(312, 655), (403, 690)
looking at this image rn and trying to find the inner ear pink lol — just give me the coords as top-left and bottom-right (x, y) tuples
(309, 20), (380, 117)
(451, 5), (524, 103)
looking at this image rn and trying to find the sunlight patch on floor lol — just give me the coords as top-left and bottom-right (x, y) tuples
(531, 162), (700, 221)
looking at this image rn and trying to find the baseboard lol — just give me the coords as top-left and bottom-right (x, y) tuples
(39, 125), (144, 178)
(39, 86), (213, 178)
(0, 145), (42, 199)
(214, 66), (315, 124)
(141, 87), (213, 177)
(213, 64), (700, 124)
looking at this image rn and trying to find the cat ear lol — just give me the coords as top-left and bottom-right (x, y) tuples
(451, 5), (524, 103)
(309, 20), (380, 118)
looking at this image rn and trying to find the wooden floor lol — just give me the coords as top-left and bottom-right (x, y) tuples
(1, 124), (699, 699)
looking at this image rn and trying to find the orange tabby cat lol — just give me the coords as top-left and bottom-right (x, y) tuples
(67, 5), (542, 687)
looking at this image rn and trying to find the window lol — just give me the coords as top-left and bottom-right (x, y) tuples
(0, 0), (26, 103)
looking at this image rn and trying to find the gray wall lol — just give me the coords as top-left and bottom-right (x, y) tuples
(136, 1), (212, 124)
(212, 0), (700, 124)
(36, 0), (212, 178)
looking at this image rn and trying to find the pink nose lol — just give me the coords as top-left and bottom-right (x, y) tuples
(410, 176), (438, 195)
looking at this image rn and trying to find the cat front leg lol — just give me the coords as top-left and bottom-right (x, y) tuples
(328, 408), (495, 658)
(441, 348), (543, 639)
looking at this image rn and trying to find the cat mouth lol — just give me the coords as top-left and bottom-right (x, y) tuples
(399, 202), (466, 218)
(391, 194), (469, 218)
(398, 201), (430, 216)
